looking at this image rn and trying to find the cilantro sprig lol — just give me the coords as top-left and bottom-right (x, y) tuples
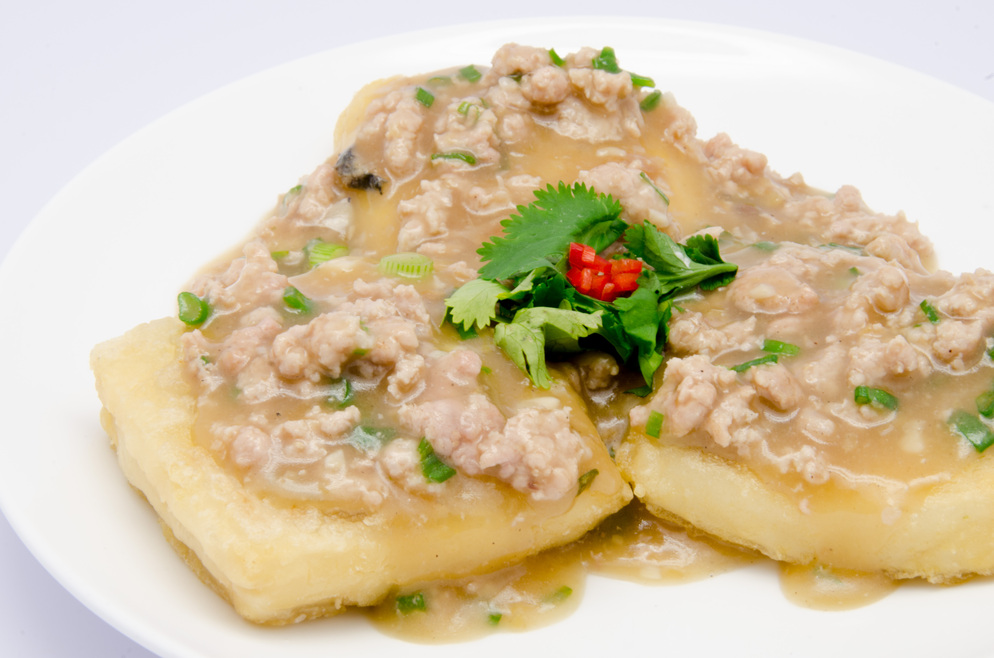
(478, 183), (625, 281)
(444, 182), (738, 391)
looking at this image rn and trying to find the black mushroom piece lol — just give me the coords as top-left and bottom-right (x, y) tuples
(335, 146), (385, 193)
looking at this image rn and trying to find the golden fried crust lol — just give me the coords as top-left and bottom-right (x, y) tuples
(91, 318), (632, 624)
(617, 436), (994, 582)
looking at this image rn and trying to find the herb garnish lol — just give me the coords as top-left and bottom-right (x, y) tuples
(444, 182), (737, 391)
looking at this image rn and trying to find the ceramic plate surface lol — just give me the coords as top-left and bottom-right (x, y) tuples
(2, 16), (993, 658)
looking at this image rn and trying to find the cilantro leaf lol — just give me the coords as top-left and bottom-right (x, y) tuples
(444, 278), (509, 332)
(447, 182), (738, 391)
(477, 182), (624, 281)
(495, 307), (603, 388)
(683, 234), (738, 290)
(444, 270), (551, 332)
(624, 221), (737, 295)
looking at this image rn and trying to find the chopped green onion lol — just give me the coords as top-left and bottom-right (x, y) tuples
(545, 585), (573, 604)
(487, 611), (503, 625)
(854, 385), (899, 410)
(645, 410), (664, 438)
(730, 354), (779, 373)
(458, 64), (482, 82)
(977, 389), (994, 418)
(270, 250), (289, 260)
(639, 171), (670, 205)
(591, 46), (621, 73)
(378, 252), (434, 279)
(177, 292), (210, 326)
(576, 468), (599, 495)
(849, 266), (861, 276)
(752, 241), (779, 252)
(418, 438), (457, 483)
(427, 75), (451, 86)
(349, 425), (395, 451)
(415, 86), (434, 107)
(430, 151), (477, 165)
(396, 592), (426, 614)
(920, 299), (941, 324)
(949, 410), (994, 452)
(762, 339), (800, 356)
(548, 48), (566, 67)
(281, 184), (303, 211)
(639, 89), (662, 112)
(305, 238), (348, 268)
(282, 286), (313, 314)
(457, 101), (474, 115)
(629, 73), (655, 88)
(326, 378), (354, 408)
(823, 242), (864, 254)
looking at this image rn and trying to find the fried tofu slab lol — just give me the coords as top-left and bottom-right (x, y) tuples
(91, 318), (630, 624)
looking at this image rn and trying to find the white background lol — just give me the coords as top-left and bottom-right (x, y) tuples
(1, 1), (992, 656)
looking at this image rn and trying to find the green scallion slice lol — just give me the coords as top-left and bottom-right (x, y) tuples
(854, 385), (899, 410)
(487, 611), (503, 625)
(823, 242), (864, 255)
(639, 89), (662, 112)
(326, 378), (354, 408)
(949, 409), (994, 452)
(752, 241), (779, 252)
(177, 292), (210, 326)
(730, 354), (779, 373)
(427, 75), (451, 86)
(396, 592), (426, 614)
(576, 468), (599, 495)
(418, 438), (457, 483)
(459, 64), (482, 82)
(977, 390), (994, 418)
(430, 151), (477, 165)
(349, 425), (395, 451)
(591, 47), (621, 73)
(920, 299), (941, 324)
(415, 86), (434, 107)
(645, 410), (664, 438)
(280, 184), (303, 211)
(548, 48), (566, 67)
(545, 585), (573, 604)
(629, 72), (655, 88)
(305, 239), (347, 268)
(378, 252), (434, 279)
(282, 286), (313, 314)
(762, 339), (800, 356)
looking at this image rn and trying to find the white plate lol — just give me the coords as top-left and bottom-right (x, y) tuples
(2, 16), (993, 658)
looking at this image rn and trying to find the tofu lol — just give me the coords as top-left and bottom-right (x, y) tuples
(91, 318), (631, 624)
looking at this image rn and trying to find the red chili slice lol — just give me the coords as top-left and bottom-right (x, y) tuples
(565, 242), (644, 302)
